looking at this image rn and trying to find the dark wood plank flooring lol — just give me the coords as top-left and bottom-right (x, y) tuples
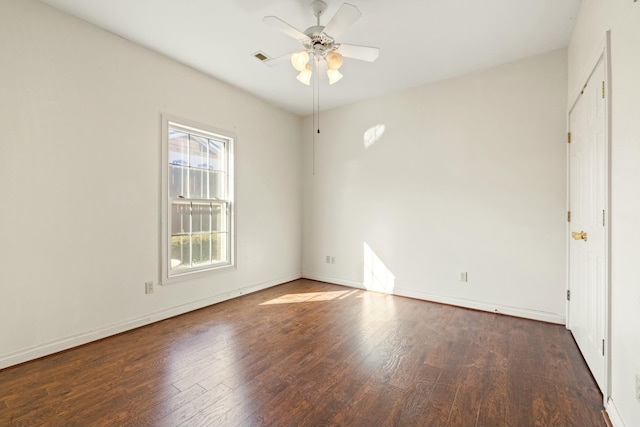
(0, 279), (604, 426)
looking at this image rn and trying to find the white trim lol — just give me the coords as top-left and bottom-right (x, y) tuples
(393, 288), (565, 324)
(0, 274), (300, 370)
(569, 33), (610, 111)
(605, 397), (626, 427)
(160, 113), (237, 285)
(303, 274), (565, 324)
(566, 30), (612, 402)
(603, 30), (612, 406)
(302, 273), (365, 289)
(565, 89), (571, 331)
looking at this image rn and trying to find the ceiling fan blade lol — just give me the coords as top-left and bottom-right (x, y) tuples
(323, 3), (361, 39)
(337, 44), (379, 62)
(263, 16), (310, 43)
(262, 52), (295, 68)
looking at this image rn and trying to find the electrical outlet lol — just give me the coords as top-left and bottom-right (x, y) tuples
(460, 272), (468, 282)
(635, 373), (640, 403)
(145, 281), (154, 294)
(331, 256), (335, 264)
(325, 255), (330, 263)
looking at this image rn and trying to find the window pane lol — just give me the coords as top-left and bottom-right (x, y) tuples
(169, 164), (187, 198)
(208, 139), (224, 171)
(191, 203), (210, 234)
(212, 203), (227, 232)
(192, 233), (211, 266)
(212, 232), (227, 263)
(171, 202), (190, 235)
(190, 169), (205, 199)
(208, 171), (226, 199)
(170, 235), (190, 270)
(169, 130), (189, 166)
(190, 135), (208, 170)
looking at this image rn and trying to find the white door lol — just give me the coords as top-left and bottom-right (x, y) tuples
(568, 56), (608, 393)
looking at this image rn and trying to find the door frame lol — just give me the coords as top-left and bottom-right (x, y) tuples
(566, 31), (611, 404)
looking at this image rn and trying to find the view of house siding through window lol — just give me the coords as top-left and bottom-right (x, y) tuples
(166, 123), (231, 275)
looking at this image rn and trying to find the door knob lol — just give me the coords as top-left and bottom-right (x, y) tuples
(572, 231), (588, 241)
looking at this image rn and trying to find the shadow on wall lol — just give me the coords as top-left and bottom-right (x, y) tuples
(363, 242), (395, 293)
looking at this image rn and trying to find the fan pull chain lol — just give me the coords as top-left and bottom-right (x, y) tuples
(312, 57), (316, 175)
(312, 56), (321, 176)
(316, 57), (321, 135)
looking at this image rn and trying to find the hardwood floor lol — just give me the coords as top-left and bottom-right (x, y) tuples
(0, 279), (604, 426)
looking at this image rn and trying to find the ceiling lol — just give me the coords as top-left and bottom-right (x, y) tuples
(38, 0), (581, 116)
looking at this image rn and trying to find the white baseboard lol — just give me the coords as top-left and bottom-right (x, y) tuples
(395, 287), (566, 324)
(302, 273), (364, 290)
(606, 397), (626, 427)
(302, 273), (565, 325)
(0, 274), (301, 370)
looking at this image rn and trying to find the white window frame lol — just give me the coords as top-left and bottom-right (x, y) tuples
(161, 113), (235, 284)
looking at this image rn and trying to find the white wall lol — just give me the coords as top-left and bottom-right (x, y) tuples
(0, 0), (302, 368)
(303, 49), (568, 323)
(569, 1), (640, 426)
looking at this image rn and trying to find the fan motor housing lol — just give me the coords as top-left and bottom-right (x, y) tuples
(304, 25), (335, 57)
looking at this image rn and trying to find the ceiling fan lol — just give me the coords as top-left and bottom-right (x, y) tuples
(262, 0), (380, 85)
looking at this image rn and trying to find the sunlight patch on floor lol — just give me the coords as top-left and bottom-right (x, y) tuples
(260, 290), (353, 305)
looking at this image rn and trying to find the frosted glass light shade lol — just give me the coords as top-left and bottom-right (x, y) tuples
(327, 69), (343, 84)
(291, 51), (310, 72)
(296, 65), (312, 85)
(326, 52), (343, 70)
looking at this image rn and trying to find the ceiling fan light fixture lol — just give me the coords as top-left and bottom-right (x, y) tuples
(291, 50), (310, 72)
(327, 68), (343, 85)
(296, 64), (313, 85)
(326, 51), (343, 70)
(263, 2), (378, 88)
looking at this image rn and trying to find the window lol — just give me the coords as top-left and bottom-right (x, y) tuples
(161, 114), (234, 282)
